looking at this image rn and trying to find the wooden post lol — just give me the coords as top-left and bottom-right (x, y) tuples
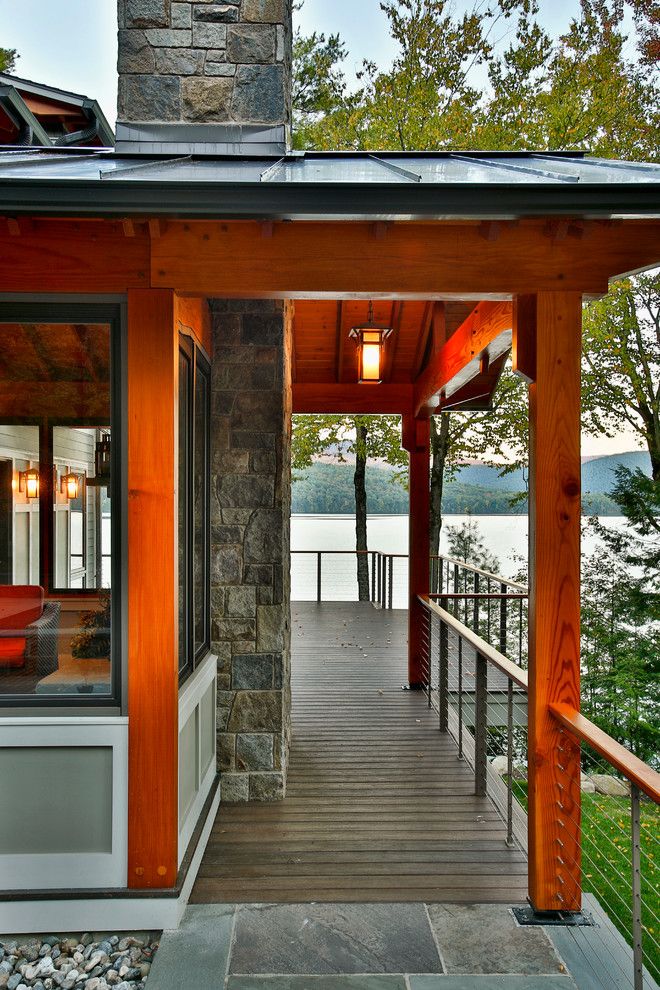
(127, 288), (179, 889)
(519, 292), (583, 913)
(403, 415), (431, 687)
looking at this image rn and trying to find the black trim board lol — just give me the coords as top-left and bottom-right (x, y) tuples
(0, 179), (658, 220)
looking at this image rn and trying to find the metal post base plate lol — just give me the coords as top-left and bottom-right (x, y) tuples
(513, 906), (595, 927)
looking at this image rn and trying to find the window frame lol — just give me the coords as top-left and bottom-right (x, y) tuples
(0, 302), (123, 710)
(178, 333), (211, 685)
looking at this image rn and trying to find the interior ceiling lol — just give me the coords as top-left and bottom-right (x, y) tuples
(292, 300), (475, 385)
(0, 324), (109, 383)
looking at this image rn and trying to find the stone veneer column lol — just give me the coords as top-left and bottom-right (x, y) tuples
(117, 0), (292, 129)
(210, 300), (292, 801)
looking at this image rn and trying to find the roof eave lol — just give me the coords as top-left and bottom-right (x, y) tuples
(0, 179), (658, 222)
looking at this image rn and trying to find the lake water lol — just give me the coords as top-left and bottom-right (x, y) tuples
(290, 514), (625, 608)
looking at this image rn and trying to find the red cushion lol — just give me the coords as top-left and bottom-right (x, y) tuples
(0, 585), (44, 632)
(0, 637), (26, 667)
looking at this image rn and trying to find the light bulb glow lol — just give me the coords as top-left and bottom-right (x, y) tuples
(62, 473), (80, 500)
(19, 469), (40, 500)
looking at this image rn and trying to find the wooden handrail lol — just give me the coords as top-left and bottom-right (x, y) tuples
(418, 594), (529, 691)
(549, 702), (660, 805)
(291, 549), (529, 590)
(431, 553), (528, 592)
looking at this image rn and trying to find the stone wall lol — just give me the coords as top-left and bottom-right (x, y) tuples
(210, 299), (292, 801)
(117, 0), (292, 128)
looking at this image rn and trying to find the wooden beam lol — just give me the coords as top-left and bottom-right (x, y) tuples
(0, 220), (150, 293)
(127, 288), (178, 890)
(414, 301), (512, 416)
(439, 351), (509, 411)
(526, 291), (582, 913)
(293, 382), (413, 415)
(402, 414), (431, 687)
(382, 301), (403, 383)
(512, 295), (537, 384)
(150, 219), (660, 297)
(412, 302), (436, 380)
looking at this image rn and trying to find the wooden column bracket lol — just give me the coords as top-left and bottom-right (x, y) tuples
(512, 295), (537, 384)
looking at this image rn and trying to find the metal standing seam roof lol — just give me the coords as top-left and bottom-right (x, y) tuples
(0, 147), (658, 220)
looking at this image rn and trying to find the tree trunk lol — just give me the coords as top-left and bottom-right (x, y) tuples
(354, 423), (370, 601)
(429, 415), (450, 574)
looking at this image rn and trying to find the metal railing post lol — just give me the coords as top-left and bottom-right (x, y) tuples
(473, 571), (480, 633)
(377, 553), (382, 606)
(388, 555), (394, 610)
(506, 679), (514, 847)
(500, 582), (508, 655)
(371, 551), (376, 602)
(317, 551), (322, 603)
(457, 637), (464, 759)
(439, 617), (448, 731)
(453, 562), (459, 619)
(631, 783), (643, 990)
(474, 650), (488, 796)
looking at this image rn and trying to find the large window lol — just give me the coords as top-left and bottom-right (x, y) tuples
(0, 306), (121, 705)
(179, 334), (210, 682)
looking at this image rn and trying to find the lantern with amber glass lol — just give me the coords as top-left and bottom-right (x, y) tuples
(18, 468), (40, 500)
(60, 472), (81, 500)
(349, 303), (393, 384)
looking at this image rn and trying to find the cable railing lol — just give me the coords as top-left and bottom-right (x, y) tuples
(291, 548), (529, 664)
(418, 594), (660, 990)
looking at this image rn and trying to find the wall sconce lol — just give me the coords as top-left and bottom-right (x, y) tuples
(349, 303), (393, 384)
(87, 433), (112, 491)
(19, 468), (40, 500)
(60, 472), (81, 500)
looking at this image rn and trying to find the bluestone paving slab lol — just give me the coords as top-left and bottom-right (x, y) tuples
(229, 903), (443, 975)
(145, 903), (234, 990)
(409, 978), (578, 989)
(426, 904), (565, 975)
(228, 978), (407, 989)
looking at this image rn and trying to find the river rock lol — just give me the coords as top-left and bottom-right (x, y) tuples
(80, 937), (93, 949)
(591, 773), (629, 797)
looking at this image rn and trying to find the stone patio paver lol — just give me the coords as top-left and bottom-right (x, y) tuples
(229, 903), (443, 976)
(426, 903), (566, 975)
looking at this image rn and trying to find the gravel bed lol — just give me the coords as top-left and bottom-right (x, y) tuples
(0, 933), (160, 990)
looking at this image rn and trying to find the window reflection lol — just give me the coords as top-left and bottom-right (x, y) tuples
(0, 320), (115, 700)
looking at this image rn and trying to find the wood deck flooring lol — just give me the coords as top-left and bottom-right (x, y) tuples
(191, 602), (528, 903)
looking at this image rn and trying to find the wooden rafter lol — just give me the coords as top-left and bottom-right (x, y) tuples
(382, 301), (404, 383)
(414, 301), (513, 416)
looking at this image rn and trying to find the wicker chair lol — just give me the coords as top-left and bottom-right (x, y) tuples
(0, 585), (61, 684)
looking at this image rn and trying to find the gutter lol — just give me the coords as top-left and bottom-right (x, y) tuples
(0, 178), (658, 220)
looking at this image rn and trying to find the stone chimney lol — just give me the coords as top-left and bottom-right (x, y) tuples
(116, 0), (292, 153)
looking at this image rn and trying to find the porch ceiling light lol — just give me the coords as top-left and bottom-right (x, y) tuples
(19, 468), (39, 500)
(61, 472), (81, 500)
(349, 302), (393, 384)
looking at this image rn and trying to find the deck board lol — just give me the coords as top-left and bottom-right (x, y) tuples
(191, 602), (528, 904)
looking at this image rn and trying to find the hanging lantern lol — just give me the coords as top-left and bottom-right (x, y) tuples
(61, 472), (81, 500)
(349, 302), (393, 384)
(19, 468), (40, 500)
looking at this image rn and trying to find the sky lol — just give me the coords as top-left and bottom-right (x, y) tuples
(0, 0), (646, 457)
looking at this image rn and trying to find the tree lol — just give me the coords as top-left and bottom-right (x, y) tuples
(446, 514), (500, 573)
(581, 467), (659, 762)
(291, 1), (659, 570)
(0, 47), (17, 74)
(582, 273), (660, 481)
(292, 414), (406, 598)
